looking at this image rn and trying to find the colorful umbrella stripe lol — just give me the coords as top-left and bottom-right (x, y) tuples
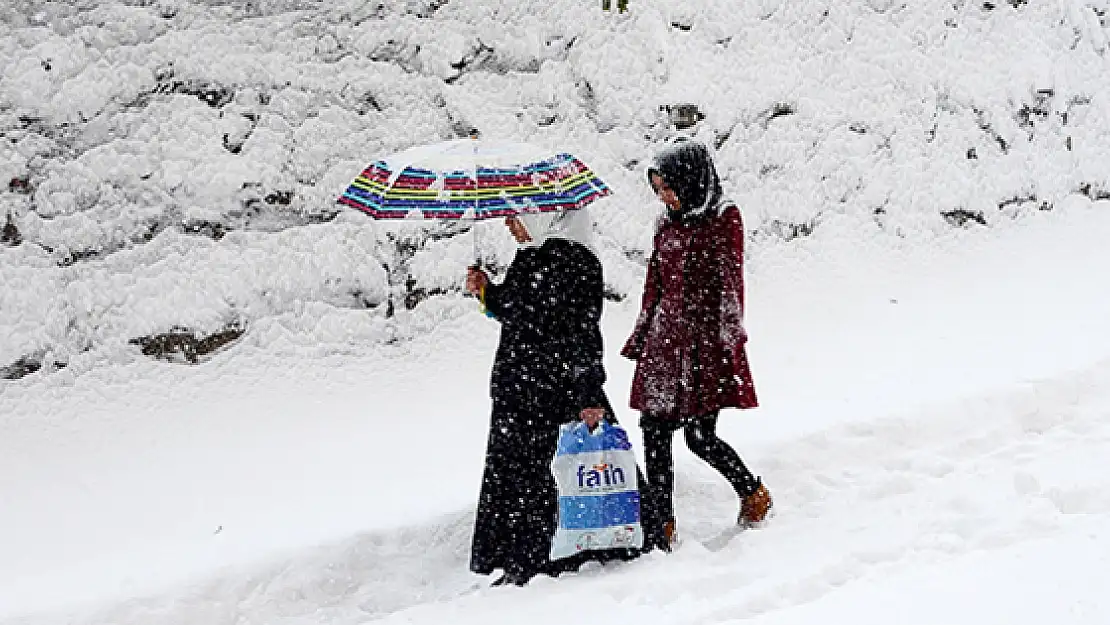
(350, 170), (599, 199)
(337, 153), (612, 220)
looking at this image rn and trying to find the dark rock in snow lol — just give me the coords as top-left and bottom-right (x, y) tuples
(2, 214), (22, 246)
(130, 321), (248, 364)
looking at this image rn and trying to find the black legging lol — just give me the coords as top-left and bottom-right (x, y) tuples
(641, 412), (760, 522)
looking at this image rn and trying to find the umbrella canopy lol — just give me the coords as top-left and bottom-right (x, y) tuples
(337, 139), (612, 220)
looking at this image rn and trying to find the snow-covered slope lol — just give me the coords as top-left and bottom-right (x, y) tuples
(3, 0), (1110, 377)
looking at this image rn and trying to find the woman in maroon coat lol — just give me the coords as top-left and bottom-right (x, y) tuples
(621, 140), (771, 543)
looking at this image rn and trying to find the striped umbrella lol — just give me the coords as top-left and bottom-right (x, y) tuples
(336, 139), (612, 220)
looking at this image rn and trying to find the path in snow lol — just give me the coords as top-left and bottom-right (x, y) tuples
(25, 353), (1110, 625)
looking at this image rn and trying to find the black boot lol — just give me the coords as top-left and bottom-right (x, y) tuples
(490, 568), (533, 587)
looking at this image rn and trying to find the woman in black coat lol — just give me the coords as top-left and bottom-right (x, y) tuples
(465, 210), (668, 586)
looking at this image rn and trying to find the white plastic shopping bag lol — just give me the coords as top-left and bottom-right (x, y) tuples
(550, 420), (643, 560)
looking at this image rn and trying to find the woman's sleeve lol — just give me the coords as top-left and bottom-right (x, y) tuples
(620, 244), (662, 361)
(564, 254), (608, 412)
(719, 206), (749, 360)
(572, 361), (607, 413)
(481, 257), (527, 321)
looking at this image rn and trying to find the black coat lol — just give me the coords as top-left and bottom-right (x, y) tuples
(469, 237), (668, 582)
(485, 238), (607, 412)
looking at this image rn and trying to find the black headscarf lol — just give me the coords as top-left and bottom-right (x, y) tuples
(646, 139), (724, 224)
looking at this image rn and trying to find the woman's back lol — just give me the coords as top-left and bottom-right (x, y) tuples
(484, 238), (605, 407)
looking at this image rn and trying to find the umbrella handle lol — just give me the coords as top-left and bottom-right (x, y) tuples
(471, 216), (481, 271)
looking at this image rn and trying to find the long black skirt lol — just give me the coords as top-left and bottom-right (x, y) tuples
(469, 393), (669, 581)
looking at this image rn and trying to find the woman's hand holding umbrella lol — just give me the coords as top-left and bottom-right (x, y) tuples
(466, 267), (489, 296)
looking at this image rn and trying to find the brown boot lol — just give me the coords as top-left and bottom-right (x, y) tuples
(739, 482), (772, 527)
(663, 518), (679, 547)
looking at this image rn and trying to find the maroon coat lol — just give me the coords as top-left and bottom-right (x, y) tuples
(621, 205), (758, 419)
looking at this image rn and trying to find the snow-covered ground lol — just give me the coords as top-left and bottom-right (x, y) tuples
(4, 0), (1110, 623)
(4, 201), (1110, 624)
(3, 0), (1110, 375)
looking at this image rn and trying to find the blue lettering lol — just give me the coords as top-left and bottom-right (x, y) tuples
(576, 463), (627, 489)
